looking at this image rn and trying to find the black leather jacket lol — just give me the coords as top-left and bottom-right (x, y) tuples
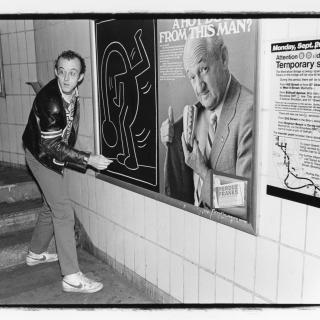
(22, 78), (90, 174)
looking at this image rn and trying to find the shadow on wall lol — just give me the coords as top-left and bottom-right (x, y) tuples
(26, 81), (43, 94)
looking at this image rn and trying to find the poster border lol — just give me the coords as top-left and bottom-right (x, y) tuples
(91, 18), (260, 235)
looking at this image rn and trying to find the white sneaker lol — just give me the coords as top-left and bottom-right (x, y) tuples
(62, 272), (103, 293)
(26, 251), (58, 266)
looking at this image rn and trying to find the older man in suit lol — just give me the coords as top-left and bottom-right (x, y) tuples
(161, 30), (253, 215)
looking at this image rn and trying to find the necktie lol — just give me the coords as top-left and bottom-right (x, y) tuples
(205, 113), (218, 159)
(195, 112), (217, 206)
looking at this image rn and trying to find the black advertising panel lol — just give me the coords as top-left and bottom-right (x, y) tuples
(95, 19), (158, 191)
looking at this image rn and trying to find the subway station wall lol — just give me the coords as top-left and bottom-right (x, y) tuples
(1, 18), (320, 303)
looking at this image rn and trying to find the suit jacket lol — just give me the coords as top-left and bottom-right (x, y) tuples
(164, 75), (253, 209)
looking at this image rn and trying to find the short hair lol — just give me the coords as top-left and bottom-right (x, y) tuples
(54, 50), (86, 75)
(183, 26), (225, 71)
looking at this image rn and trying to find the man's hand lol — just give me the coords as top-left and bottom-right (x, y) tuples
(181, 134), (209, 181)
(88, 154), (113, 170)
(160, 106), (174, 146)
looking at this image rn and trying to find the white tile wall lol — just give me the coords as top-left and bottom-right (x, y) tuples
(111, 184), (122, 224)
(4, 65), (12, 95)
(216, 223), (236, 281)
(81, 207), (90, 236)
(134, 235), (145, 278)
(288, 19), (319, 38)
(233, 286), (253, 303)
(98, 216), (107, 253)
(95, 178), (105, 217)
(16, 20), (25, 32)
(215, 277), (233, 303)
(124, 230), (135, 271)
(19, 64), (29, 95)
(105, 220), (116, 259)
(123, 188), (135, 231)
(1, 34), (11, 64)
(170, 207), (185, 256)
(102, 182), (113, 221)
(281, 200), (306, 250)
(133, 193), (145, 236)
(80, 173), (89, 208)
(12, 64), (21, 94)
(157, 247), (170, 293)
(25, 20), (33, 31)
(199, 217), (216, 272)
(27, 63), (37, 83)
(0, 20), (8, 33)
(255, 238), (279, 302)
(26, 31), (36, 63)
(234, 231), (256, 291)
(184, 211), (200, 264)
(183, 260), (198, 303)
(144, 197), (157, 242)
(0, 99), (8, 123)
(277, 245), (303, 303)
(115, 225), (125, 265)
(6, 96), (14, 124)
(8, 33), (18, 64)
(302, 255), (320, 304)
(2, 125), (9, 152)
(157, 201), (170, 249)
(199, 268), (215, 303)
(170, 253), (183, 301)
(145, 240), (157, 286)
(89, 212), (99, 249)
(17, 32), (27, 64)
(305, 206), (320, 257)
(7, 21), (16, 33)
(8, 124), (17, 153)
(87, 175), (97, 213)
(258, 192), (282, 241)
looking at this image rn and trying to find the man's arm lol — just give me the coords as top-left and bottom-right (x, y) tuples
(235, 103), (253, 178)
(37, 99), (112, 172)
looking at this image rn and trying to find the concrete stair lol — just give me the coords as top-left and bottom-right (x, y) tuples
(0, 164), (49, 271)
(0, 164), (155, 305)
(0, 165), (41, 203)
(0, 249), (154, 305)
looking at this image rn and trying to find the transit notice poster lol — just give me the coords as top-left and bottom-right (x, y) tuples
(267, 39), (320, 207)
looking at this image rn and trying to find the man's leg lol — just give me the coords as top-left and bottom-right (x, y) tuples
(25, 149), (79, 275)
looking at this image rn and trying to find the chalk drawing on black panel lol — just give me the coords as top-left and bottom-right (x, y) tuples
(100, 29), (151, 171)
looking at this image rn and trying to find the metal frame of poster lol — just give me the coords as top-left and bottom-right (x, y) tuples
(90, 18), (260, 234)
(0, 39), (5, 97)
(267, 38), (320, 208)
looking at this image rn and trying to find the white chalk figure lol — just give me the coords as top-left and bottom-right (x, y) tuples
(100, 29), (151, 170)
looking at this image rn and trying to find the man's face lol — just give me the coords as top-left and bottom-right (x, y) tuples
(55, 57), (84, 95)
(186, 52), (227, 111)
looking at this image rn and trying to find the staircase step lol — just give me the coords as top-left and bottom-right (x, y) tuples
(0, 200), (48, 236)
(0, 228), (33, 271)
(0, 165), (41, 204)
(0, 180), (41, 204)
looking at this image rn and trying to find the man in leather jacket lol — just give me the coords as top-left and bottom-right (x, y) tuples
(22, 50), (112, 293)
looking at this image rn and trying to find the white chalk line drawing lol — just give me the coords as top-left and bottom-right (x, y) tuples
(100, 28), (151, 172)
(137, 130), (150, 143)
(135, 128), (146, 137)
